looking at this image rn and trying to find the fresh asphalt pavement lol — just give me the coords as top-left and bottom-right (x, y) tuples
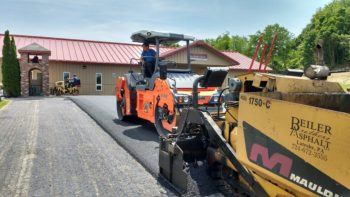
(0, 97), (169, 196)
(70, 96), (223, 197)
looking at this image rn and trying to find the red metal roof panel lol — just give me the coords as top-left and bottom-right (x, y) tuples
(0, 34), (268, 71)
(223, 51), (272, 71)
(101, 43), (115, 63)
(67, 41), (77, 61)
(107, 44), (122, 63)
(78, 41), (90, 62)
(0, 34), (158, 64)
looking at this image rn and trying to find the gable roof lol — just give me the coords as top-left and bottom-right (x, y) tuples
(0, 34), (272, 71)
(0, 34), (173, 65)
(18, 42), (51, 55)
(161, 40), (239, 66)
(223, 51), (272, 71)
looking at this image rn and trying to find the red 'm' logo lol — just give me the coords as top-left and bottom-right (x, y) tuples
(249, 144), (293, 177)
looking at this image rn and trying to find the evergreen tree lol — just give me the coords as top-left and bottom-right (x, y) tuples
(10, 37), (21, 96)
(2, 30), (11, 96)
(1, 30), (21, 97)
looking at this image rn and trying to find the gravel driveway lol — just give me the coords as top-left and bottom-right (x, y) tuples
(0, 97), (168, 197)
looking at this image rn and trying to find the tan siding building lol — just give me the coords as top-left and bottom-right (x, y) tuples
(0, 34), (271, 95)
(48, 62), (138, 95)
(165, 46), (231, 66)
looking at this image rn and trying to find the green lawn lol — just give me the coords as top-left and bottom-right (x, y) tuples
(0, 99), (10, 109)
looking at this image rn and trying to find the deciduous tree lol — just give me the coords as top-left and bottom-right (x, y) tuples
(294, 0), (350, 69)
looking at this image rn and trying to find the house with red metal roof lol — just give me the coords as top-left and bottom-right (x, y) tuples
(0, 34), (271, 95)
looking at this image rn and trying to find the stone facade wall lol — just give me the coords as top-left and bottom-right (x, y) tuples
(19, 53), (50, 96)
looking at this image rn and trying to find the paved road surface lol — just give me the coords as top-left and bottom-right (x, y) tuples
(70, 96), (223, 197)
(0, 97), (168, 196)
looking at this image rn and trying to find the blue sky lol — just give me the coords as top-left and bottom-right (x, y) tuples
(0, 0), (332, 43)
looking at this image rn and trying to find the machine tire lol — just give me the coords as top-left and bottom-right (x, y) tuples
(154, 106), (171, 137)
(117, 96), (127, 121)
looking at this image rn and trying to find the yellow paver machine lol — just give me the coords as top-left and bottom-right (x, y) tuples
(159, 67), (350, 196)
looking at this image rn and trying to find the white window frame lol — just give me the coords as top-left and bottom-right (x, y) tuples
(96, 73), (102, 91)
(63, 72), (70, 81)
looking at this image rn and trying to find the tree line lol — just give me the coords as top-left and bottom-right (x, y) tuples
(205, 0), (350, 72)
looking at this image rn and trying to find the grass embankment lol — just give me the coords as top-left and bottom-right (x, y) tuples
(0, 99), (10, 110)
(328, 72), (350, 91)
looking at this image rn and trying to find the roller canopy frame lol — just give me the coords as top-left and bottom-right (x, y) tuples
(131, 30), (195, 45)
